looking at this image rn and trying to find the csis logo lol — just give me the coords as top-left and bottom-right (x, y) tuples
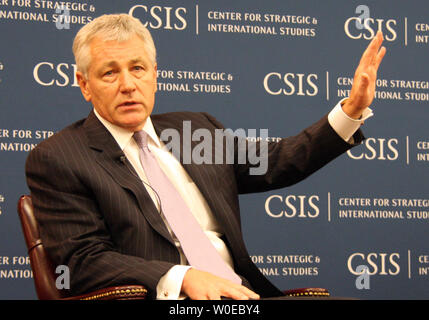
(265, 194), (320, 218)
(344, 6), (398, 41)
(263, 72), (319, 97)
(129, 4), (188, 31)
(347, 137), (399, 161)
(344, 17), (398, 41)
(33, 62), (78, 87)
(347, 252), (400, 276)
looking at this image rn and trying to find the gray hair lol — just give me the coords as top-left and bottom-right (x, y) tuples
(72, 13), (157, 78)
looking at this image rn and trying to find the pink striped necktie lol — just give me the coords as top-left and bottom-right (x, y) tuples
(133, 131), (241, 284)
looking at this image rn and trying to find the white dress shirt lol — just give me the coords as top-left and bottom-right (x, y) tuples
(93, 99), (372, 299)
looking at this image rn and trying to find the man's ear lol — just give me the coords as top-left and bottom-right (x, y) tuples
(76, 71), (91, 102)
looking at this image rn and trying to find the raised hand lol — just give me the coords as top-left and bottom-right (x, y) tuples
(342, 31), (387, 119)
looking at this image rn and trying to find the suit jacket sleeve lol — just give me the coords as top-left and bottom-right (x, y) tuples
(25, 143), (175, 297)
(202, 112), (364, 194)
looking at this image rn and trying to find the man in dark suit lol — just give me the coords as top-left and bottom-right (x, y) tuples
(25, 14), (386, 300)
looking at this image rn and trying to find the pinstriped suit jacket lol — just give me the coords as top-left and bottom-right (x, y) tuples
(25, 110), (363, 298)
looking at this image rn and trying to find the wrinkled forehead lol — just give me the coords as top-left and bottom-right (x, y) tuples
(89, 32), (155, 61)
(88, 35), (155, 68)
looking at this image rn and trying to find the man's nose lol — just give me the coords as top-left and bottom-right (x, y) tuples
(119, 71), (136, 93)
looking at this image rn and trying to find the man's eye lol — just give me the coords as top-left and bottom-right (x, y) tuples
(133, 66), (144, 71)
(104, 70), (113, 76)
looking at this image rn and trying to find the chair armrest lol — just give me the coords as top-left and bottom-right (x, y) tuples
(62, 285), (147, 300)
(62, 285), (328, 300)
(283, 287), (330, 297)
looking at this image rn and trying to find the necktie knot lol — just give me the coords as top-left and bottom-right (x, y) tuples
(133, 131), (148, 149)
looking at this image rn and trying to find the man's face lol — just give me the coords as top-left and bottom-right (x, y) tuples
(77, 35), (157, 132)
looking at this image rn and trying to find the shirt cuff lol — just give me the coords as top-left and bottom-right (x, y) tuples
(156, 265), (192, 300)
(328, 98), (373, 143)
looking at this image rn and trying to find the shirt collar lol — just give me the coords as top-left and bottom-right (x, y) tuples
(93, 108), (161, 150)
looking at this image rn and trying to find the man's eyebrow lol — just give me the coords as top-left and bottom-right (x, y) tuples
(129, 57), (147, 64)
(98, 58), (147, 70)
(99, 61), (118, 69)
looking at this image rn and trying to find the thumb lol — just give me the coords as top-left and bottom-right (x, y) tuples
(357, 72), (370, 92)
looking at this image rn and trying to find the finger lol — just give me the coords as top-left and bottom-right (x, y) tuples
(220, 284), (260, 300)
(360, 31), (384, 67)
(222, 287), (251, 300)
(208, 293), (222, 300)
(237, 286), (260, 300)
(356, 72), (370, 93)
(370, 31), (384, 64)
(350, 73), (370, 107)
(374, 46), (387, 70)
(205, 287), (222, 300)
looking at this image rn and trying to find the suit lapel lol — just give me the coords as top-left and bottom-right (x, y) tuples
(83, 112), (174, 245)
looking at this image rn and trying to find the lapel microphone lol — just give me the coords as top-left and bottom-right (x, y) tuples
(116, 152), (164, 214)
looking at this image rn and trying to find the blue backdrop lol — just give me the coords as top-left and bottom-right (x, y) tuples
(0, 0), (428, 299)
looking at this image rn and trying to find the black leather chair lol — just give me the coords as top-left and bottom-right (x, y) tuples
(17, 195), (329, 299)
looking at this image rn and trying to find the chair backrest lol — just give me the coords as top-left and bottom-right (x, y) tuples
(17, 195), (65, 300)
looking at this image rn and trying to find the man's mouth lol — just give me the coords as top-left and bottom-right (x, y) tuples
(118, 101), (140, 107)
